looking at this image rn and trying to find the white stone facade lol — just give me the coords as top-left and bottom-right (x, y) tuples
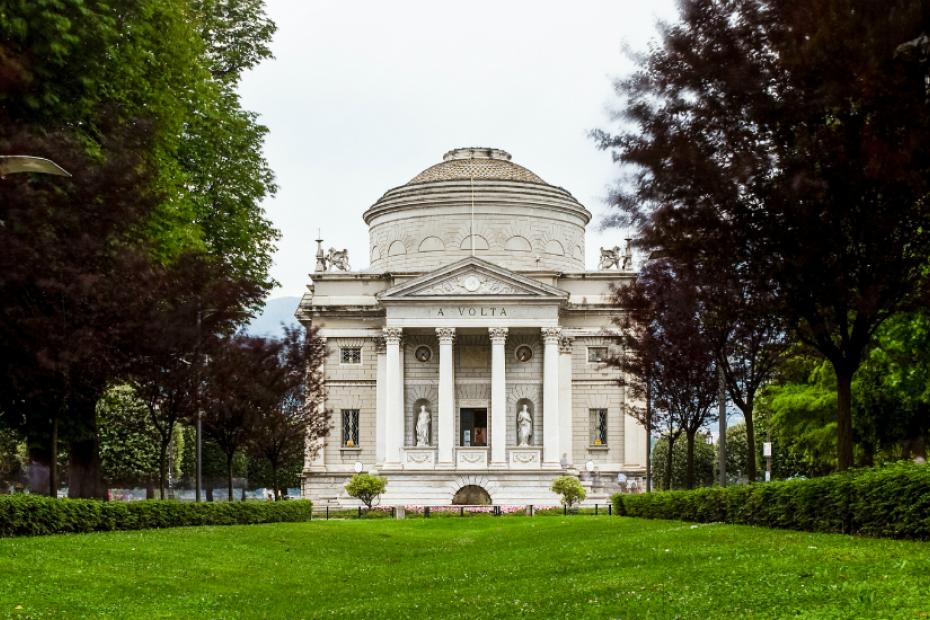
(298, 148), (645, 507)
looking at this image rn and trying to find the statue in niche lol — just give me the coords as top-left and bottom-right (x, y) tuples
(517, 403), (533, 447)
(415, 404), (431, 447)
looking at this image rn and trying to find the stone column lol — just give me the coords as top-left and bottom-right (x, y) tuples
(436, 328), (456, 466)
(558, 336), (574, 467)
(383, 328), (403, 466)
(489, 327), (508, 466)
(375, 337), (386, 465)
(541, 327), (561, 465)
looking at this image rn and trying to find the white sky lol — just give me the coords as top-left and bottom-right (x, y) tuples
(238, 0), (679, 298)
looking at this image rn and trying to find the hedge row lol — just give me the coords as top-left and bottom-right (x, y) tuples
(0, 495), (312, 537)
(612, 463), (930, 540)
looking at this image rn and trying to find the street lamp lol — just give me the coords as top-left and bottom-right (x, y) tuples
(0, 155), (70, 178)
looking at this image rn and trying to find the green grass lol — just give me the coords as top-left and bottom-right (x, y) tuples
(1, 517), (928, 618)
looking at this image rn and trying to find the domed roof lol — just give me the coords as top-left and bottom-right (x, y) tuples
(407, 147), (546, 185)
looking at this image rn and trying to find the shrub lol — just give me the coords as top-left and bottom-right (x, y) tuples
(0, 495), (312, 537)
(551, 476), (586, 507)
(345, 473), (387, 509)
(612, 463), (930, 540)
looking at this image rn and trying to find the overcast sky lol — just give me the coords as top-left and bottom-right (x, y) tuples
(238, 0), (679, 299)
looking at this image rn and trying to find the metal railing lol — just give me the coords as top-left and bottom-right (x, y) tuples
(309, 503), (614, 520)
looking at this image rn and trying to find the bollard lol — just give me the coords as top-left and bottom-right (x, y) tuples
(595, 504), (599, 516)
(608, 503), (612, 516)
(564, 504), (567, 516)
(425, 506), (430, 518)
(358, 506), (362, 519)
(529, 504), (534, 517)
(392, 506), (396, 518)
(326, 505), (329, 520)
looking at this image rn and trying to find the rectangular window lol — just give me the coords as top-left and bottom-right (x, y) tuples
(587, 346), (608, 363)
(590, 409), (608, 446)
(340, 346), (362, 364)
(342, 409), (360, 447)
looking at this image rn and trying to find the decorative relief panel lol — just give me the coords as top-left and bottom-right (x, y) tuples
(415, 272), (524, 296)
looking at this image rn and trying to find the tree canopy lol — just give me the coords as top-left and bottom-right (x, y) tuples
(596, 0), (930, 470)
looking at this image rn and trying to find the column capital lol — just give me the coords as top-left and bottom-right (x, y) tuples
(383, 327), (403, 344)
(435, 327), (456, 344)
(541, 327), (562, 344)
(488, 327), (509, 344)
(559, 336), (574, 355)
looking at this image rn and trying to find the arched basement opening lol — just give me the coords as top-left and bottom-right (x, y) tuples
(451, 485), (492, 505)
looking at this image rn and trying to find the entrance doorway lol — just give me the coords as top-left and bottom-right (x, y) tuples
(452, 485), (492, 505)
(459, 408), (488, 446)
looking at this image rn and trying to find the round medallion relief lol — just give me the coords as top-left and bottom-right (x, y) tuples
(414, 345), (432, 362)
(514, 345), (533, 363)
(463, 275), (481, 292)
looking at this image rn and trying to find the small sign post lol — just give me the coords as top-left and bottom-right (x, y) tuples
(763, 442), (773, 482)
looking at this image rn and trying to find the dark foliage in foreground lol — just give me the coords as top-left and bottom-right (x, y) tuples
(0, 495), (311, 537)
(613, 464), (930, 539)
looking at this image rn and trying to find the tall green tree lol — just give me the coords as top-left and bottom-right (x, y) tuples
(0, 0), (278, 496)
(595, 0), (930, 470)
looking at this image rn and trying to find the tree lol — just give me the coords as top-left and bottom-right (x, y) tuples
(595, 0), (930, 470)
(0, 126), (164, 498)
(651, 435), (716, 490)
(551, 476), (586, 507)
(247, 327), (329, 500)
(96, 385), (161, 491)
(201, 333), (284, 501)
(610, 260), (718, 489)
(0, 0), (279, 497)
(345, 473), (387, 510)
(129, 252), (262, 499)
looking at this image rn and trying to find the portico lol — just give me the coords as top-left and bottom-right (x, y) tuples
(375, 257), (571, 474)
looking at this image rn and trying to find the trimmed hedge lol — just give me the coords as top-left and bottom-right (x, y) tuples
(0, 495), (312, 537)
(612, 463), (930, 540)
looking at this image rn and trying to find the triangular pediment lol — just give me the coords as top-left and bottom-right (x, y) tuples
(377, 258), (568, 301)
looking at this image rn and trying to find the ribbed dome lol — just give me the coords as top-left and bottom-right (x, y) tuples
(363, 147), (590, 273)
(407, 147), (546, 185)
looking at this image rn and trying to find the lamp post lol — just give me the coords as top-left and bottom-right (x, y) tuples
(0, 155), (70, 178)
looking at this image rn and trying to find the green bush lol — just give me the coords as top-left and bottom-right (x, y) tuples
(551, 475), (586, 507)
(612, 463), (930, 539)
(0, 496), (312, 537)
(345, 473), (387, 509)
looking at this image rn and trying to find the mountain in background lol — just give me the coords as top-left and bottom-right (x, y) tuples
(246, 296), (301, 338)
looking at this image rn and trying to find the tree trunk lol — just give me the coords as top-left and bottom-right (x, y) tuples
(743, 400), (757, 483)
(158, 438), (170, 500)
(835, 367), (854, 471)
(226, 452), (234, 502)
(685, 430), (696, 490)
(271, 463), (279, 501)
(48, 416), (58, 497)
(665, 436), (675, 491)
(26, 442), (51, 496)
(68, 435), (106, 499)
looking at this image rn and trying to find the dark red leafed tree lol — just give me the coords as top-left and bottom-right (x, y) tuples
(610, 261), (718, 489)
(247, 326), (329, 500)
(595, 0), (930, 470)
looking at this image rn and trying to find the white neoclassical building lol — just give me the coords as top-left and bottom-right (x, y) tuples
(297, 147), (645, 506)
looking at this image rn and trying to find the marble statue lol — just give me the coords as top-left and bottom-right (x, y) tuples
(415, 405), (431, 447)
(517, 403), (533, 446)
(326, 248), (350, 271)
(598, 246), (622, 270)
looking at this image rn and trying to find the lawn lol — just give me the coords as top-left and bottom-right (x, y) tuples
(1, 516), (928, 619)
